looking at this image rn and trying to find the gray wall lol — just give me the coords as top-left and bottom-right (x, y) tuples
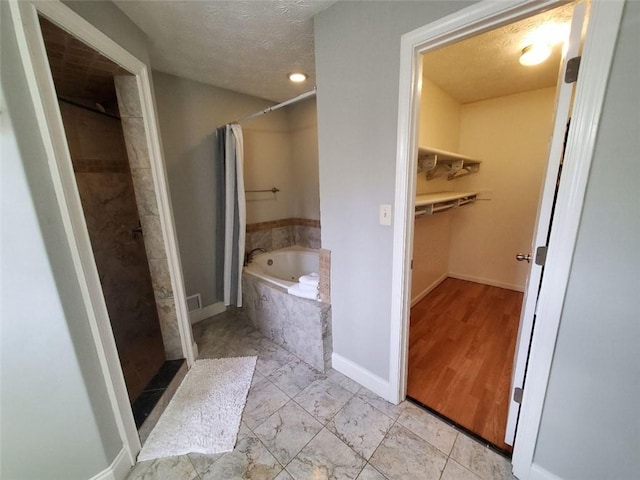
(153, 72), (320, 306)
(533, 2), (640, 478)
(314, 1), (472, 378)
(289, 97), (321, 221)
(153, 72), (284, 305)
(1, 1), (153, 478)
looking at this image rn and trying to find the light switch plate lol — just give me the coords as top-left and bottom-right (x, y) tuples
(380, 204), (392, 226)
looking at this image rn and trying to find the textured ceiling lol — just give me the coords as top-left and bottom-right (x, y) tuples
(423, 3), (579, 104)
(114, 0), (336, 102)
(39, 16), (129, 108)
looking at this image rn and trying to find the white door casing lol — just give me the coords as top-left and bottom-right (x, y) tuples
(504, 2), (587, 447)
(9, 0), (197, 467)
(509, 3), (623, 476)
(390, 1), (624, 479)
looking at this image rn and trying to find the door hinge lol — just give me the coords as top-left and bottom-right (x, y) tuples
(410, 259), (414, 269)
(513, 387), (524, 404)
(535, 246), (548, 266)
(565, 56), (581, 83)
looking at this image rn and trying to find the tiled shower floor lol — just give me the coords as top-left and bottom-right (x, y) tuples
(126, 309), (516, 480)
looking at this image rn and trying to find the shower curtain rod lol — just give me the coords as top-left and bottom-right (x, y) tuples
(223, 87), (316, 127)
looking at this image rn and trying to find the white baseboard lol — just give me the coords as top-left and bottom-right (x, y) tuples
(191, 341), (199, 360)
(189, 302), (226, 324)
(411, 273), (448, 306)
(332, 352), (393, 402)
(448, 272), (524, 292)
(88, 447), (132, 480)
(529, 464), (564, 480)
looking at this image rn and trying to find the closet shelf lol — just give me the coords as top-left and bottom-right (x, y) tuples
(418, 146), (481, 180)
(415, 191), (478, 217)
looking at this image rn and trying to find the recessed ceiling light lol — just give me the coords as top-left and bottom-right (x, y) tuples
(519, 43), (552, 66)
(288, 72), (308, 83)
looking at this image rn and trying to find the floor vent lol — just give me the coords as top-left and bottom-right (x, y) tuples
(186, 294), (202, 312)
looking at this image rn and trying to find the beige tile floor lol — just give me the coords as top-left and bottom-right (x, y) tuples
(127, 310), (516, 480)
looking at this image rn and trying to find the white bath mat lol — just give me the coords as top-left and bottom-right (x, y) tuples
(138, 356), (256, 461)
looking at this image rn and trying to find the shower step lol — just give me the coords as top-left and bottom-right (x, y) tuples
(132, 359), (187, 443)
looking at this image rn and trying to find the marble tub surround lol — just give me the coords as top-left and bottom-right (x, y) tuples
(115, 75), (183, 359)
(127, 310), (516, 480)
(293, 220), (321, 249)
(246, 218), (321, 252)
(319, 248), (331, 304)
(243, 274), (332, 372)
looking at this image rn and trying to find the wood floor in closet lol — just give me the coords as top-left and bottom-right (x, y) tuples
(407, 277), (522, 453)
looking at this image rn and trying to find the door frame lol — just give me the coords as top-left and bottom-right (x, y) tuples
(389, 0), (624, 478)
(504, 2), (587, 448)
(9, 0), (197, 466)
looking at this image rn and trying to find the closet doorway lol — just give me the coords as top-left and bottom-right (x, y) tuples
(407, 2), (586, 452)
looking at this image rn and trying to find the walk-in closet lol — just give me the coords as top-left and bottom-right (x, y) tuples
(408, 3), (581, 452)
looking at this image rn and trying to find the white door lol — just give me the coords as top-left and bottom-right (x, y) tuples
(504, 2), (587, 446)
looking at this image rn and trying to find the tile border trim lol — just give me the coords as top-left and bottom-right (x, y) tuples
(246, 217), (320, 233)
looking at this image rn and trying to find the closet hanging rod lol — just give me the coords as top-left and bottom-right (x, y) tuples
(246, 187), (280, 194)
(221, 87), (317, 127)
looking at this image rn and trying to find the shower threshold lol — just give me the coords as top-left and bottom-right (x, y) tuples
(132, 358), (187, 443)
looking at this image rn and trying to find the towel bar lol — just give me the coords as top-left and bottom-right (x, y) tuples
(246, 187), (280, 194)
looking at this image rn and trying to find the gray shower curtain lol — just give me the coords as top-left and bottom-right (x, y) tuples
(216, 124), (246, 306)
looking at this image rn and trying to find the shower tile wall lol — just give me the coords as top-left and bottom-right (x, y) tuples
(246, 218), (320, 252)
(115, 75), (183, 360)
(60, 102), (165, 402)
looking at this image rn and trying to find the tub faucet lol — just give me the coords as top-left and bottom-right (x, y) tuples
(244, 248), (267, 266)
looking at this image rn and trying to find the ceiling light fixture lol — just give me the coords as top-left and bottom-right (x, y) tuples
(526, 22), (570, 47)
(519, 43), (552, 66)
(288, 72), (308, 83)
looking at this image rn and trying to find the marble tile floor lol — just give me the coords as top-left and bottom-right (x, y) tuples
(127, 310), (516, 480)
